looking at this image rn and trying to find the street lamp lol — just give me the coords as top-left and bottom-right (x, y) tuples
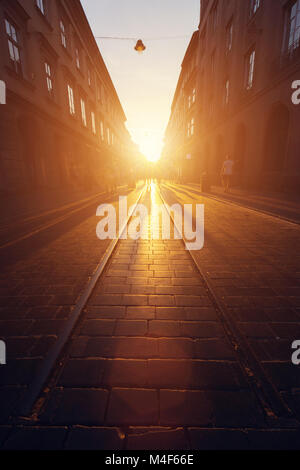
(134, 39), (146, 53)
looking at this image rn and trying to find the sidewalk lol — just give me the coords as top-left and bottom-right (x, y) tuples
(0, 186), (103, 227)
(187, 184), (300, 224)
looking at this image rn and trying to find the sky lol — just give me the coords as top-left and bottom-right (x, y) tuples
(80, 0), (200, 162)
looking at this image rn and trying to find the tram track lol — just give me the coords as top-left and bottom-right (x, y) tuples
(18, 186), (146, 420)
(163, 182), (300, 226)
(162, 182), (300, 287)
(0, 193), (107, 252)
(158, 186), (298, 427)
(0, 189), (130, 252)
(9, 182), (299, 431)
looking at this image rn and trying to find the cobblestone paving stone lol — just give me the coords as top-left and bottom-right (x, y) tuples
(0, 190), (140, 423)
(1, 184), (300, 449)
(163, 184), (300, 424)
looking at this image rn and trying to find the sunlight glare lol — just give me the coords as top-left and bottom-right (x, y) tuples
(138, 135), (162, 163)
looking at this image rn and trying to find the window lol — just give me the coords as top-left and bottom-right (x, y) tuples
(192, 88), (196, 103)
(36, 0), (45, 14)
(88, 69), (91, 87)
(191, 118), (195, 136)
(80, 99), (87, 126)
(245, 49), (256, 89)
(75, 47), (80, 69)
(45, 62), (53, 94)
(67, 84), (75, 115)
(111, 133), (114, 146)
(5, 19), (22, 75)
(100, 121), (104, 141)
(107, 127), (111, 145)
(226, 20), (233, 52)
(249, 0), (260, 17)
(188, 95), (192, 109)
(60, 20), (67, 48)
(224, 79), (230, 105)
(187, 118), (194, 137)
(286, 0), (300, 52)
(97, 82), (101, 100)
(91, 112), (96, 134)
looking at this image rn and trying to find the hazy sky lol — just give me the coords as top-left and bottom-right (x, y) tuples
(80, 0), (200, 161)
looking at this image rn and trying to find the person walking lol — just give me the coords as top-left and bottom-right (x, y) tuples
(221, 155), (234, 193)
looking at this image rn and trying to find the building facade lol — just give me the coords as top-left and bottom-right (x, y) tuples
(163, 0), (300, 193)
(162, 31), (199, 182)
(0, 0), (135, 193)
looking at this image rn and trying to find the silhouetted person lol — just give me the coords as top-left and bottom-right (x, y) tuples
(221, 155), (234, 193)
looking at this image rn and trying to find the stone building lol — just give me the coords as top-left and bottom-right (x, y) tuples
(0, 0), (134, 193)
(163, 0), (300, 192)
(163, 31), (199, 182)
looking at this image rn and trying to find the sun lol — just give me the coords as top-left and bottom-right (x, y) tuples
(138, 135), (162, 163)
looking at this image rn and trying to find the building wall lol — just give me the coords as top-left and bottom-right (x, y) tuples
(162, 31), (199, 182)
(164, 0), (300, 193)
(0, 0), (133, 193)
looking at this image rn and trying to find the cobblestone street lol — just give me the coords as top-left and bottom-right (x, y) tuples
(0, 183), (300, 449)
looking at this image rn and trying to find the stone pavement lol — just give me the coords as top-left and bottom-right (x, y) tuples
(0, 184), (300, 449)
(162, 184), (300, 422)
(173, 182), (300, 223)
(0, 189), (140, 428)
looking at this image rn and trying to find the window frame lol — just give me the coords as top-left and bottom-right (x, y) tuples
(36, 0), (45, 15)
(190, 117), (195, 136)
(245, 47), (256, 90)
(100, 121), (104, 141)
(192, 87), (196, 104)
(67, 84), (75, 115)
(91, 111), (96, 135)
(285, 0), (300, 53)
(60, 19), (67, 49)
(5, 18), (22, 75)
(226, 19), (233, 53)
(80, 98), (87, 127)
(45, 61), (54, 95)
(249, 0), (261, 18)
(88, 68), (92, 87)
(224, 79), (230, 105)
